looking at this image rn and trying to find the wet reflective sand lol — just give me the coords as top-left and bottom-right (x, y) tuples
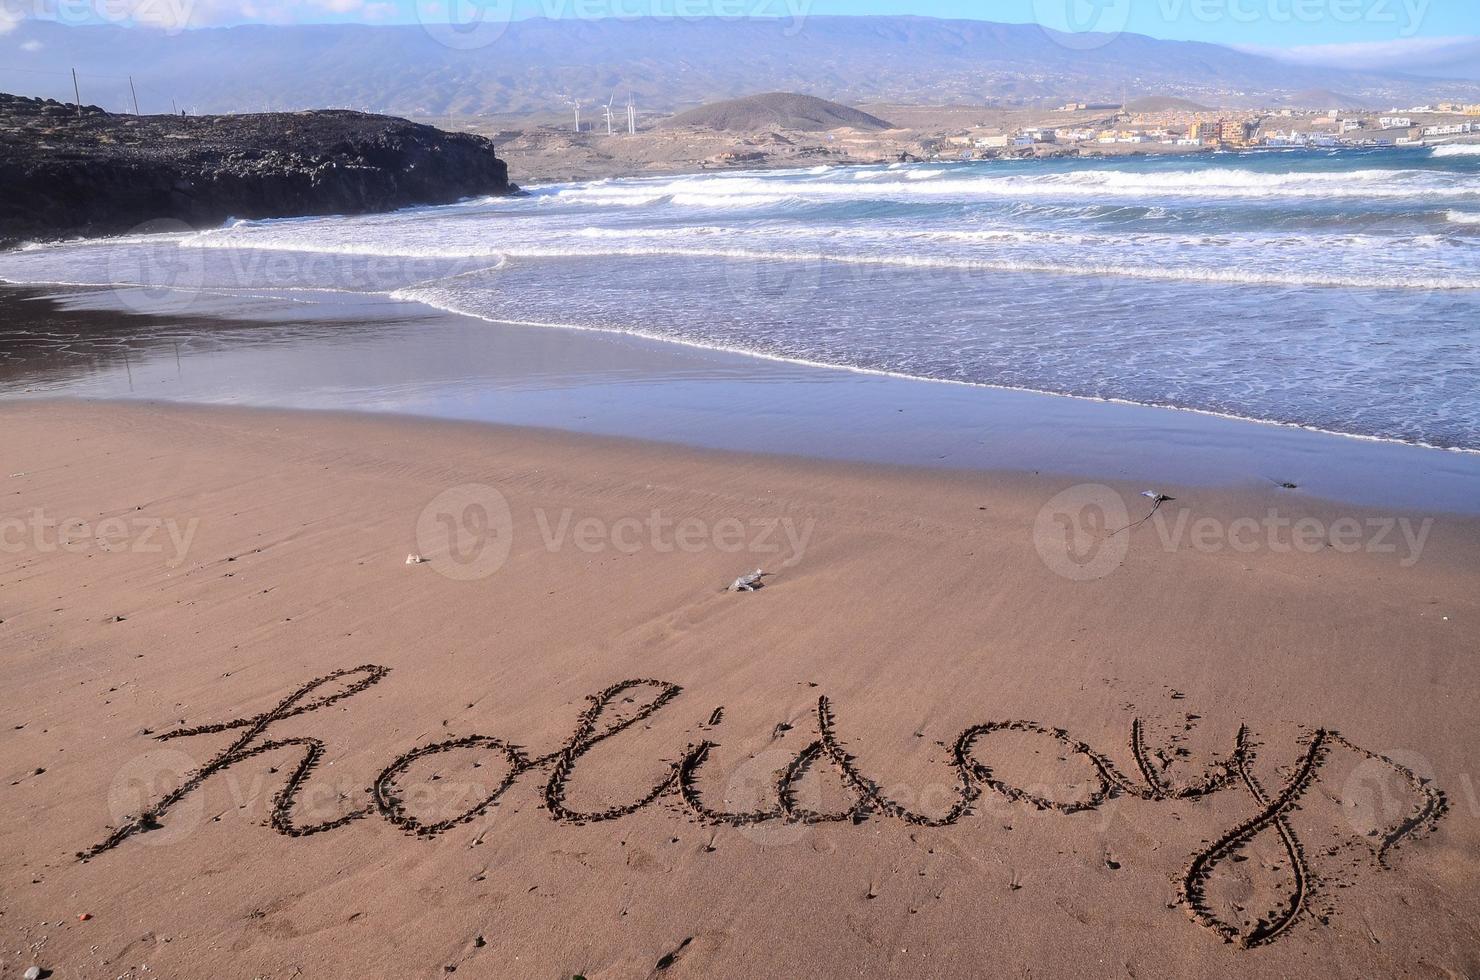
(3, 285), (1478, 514)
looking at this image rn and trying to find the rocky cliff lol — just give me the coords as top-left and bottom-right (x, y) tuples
(0, 94), (514, 246)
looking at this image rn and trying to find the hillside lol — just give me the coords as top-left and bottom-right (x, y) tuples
(0, 94), (512, 244)
(665, 93), (894, 132)
(1281, 88), (1371, 110)
(3, 17), (1475, 119)
(1125, 96), (1212, 113)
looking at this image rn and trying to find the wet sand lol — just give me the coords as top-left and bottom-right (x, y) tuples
(4, 286), (1479, 514)
(2, 399), (1478, 978)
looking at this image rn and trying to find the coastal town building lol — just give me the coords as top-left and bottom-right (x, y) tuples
(909, 96), (1480, 161)
(1186, 121), (1218, 145)
(1423, 122), (1477, 137)
(1216, 119), (1254, 146)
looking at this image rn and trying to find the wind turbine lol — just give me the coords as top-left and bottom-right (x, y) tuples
(560, 95), (582, 133)
(626, 93), (636, 135)
(602, 92), (616, 136)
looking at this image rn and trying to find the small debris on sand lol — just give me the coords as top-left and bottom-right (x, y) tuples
(729, 569), (766, 592)
(406, 554), (429, 565)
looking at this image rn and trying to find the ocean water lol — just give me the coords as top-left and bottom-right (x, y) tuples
(2, 146), (1479, 450)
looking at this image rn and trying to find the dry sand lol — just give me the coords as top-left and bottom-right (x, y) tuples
(2, 400), (1477, 978)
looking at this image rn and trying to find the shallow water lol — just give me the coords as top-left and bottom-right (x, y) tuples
(4, 284), (1480, 515)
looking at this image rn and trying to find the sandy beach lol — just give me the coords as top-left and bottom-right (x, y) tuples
(2, 398), (1477, 978)
(5, 4), (1480, 977)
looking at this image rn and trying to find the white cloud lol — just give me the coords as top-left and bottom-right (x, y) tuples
(22, 38), (44, 50)
(0, 7), (22, 34)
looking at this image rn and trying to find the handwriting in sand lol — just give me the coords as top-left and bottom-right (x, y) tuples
(82, 666), (1444, 949)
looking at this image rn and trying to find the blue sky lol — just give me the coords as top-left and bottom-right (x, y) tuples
(5, 0), (1477, 50)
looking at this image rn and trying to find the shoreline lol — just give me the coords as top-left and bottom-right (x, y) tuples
(1, 398), (1476, 978)
(414, 303), (1480, 459)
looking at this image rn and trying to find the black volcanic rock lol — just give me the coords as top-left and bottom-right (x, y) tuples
(0, 94), (514, 245)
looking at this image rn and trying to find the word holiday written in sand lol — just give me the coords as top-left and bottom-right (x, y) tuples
(84, 665), (1444, 949)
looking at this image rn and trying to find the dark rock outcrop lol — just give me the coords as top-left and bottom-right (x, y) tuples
(0, 94), (514, 246)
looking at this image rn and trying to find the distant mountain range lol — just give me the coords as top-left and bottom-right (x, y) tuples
(3, 16), (1476, 119)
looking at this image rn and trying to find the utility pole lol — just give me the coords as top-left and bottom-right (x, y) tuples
(129, 75), (140, 116)
(71, 68), (82, 117)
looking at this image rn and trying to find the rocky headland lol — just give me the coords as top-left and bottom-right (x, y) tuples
(0, 94), (514, 246)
